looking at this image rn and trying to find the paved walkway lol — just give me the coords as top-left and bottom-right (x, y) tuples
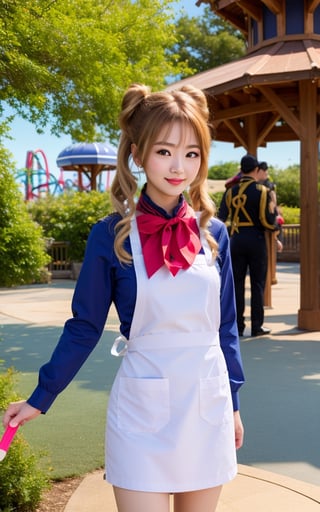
(0, 262), (320, 510)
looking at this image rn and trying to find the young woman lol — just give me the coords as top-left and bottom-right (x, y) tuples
(3, 84), (245, 512)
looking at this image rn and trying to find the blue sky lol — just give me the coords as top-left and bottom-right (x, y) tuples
(2, 0), (300, 178)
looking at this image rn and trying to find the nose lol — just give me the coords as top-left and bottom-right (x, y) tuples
(170, 156), (184, 174)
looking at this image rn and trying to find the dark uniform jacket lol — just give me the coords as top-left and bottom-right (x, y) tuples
(218, 176), (277, 234)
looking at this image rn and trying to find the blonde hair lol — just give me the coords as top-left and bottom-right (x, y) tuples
(111, 83), (218, 263)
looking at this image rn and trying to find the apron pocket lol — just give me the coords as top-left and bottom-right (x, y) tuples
(200, 374), (233, 426)
(117, 377), (170, 433)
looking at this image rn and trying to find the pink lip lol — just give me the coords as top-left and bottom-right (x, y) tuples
(166, 178), (184, 185)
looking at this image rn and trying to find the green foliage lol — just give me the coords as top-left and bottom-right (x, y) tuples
(208, 161), (239, 180)
(28, 191), (113, 261)
(0, 368), (20, 410)
(280, 206), (300, 224)
(272, 165), (300, 207)
(0, 369), (50, 511)
(210, 191), (224, 209)
(208, 162), (300, 209)
(1, 0), (188, 141)
(0, 145), (50, 287)
(170, 7), (245, 77)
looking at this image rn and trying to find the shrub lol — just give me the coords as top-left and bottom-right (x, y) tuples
(0, 368), (50, 511)
(28, 191), (113, 262)
(0, 145), (50, 287)
(280, 206), (300, 224)
(208, 161), (239, 180)
(272, 165), (300, 207)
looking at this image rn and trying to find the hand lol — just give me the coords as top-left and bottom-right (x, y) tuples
(234, 410), (244, 449)
(2, 400), (41, 428)
(276, 239), (283, 252)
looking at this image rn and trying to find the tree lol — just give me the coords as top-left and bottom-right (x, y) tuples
(0, 0), (189, 141)
(170, 6), (246, 77)
(273, 165), (300, 207)
(208, 161), (239, 180)
(0, 142), (50, 286)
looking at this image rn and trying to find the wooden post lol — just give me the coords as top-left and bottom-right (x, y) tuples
(264, 231), (273, 307)
(298, 81), (320, 330)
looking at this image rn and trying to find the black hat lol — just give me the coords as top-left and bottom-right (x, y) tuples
(240, 154), (260, 173)
(259, 161), (268, 171)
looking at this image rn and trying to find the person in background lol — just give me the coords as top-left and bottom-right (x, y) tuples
(258, 162), (284, 253)
(225, 169), (242, 189)
(3, 84), (244, 512)
(218, 153), (277, 337)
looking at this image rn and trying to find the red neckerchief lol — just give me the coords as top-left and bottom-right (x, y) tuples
(136, 192), (201, 278)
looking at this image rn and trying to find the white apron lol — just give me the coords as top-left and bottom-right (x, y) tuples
(105, 217), (236, 492)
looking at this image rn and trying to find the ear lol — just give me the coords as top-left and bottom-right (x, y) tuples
(131, 144), (141, 167)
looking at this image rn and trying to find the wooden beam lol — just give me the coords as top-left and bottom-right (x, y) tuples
(213, 97), (299, 122)
(237, 1), (262, 21)
(256, 85), (305, 139)
(303, 39), (320, 69)
(223, 119), (247, 147)
(213, 99), (273, 121)
(246, 114), (258, 153)
(261, 0), (281, 14)
(213, 91), (299, 122)
(205, 0), (248, 32)
(256, 113), (281, 146)
(306, 0), (320, 13)
(212, 0), (237, 9)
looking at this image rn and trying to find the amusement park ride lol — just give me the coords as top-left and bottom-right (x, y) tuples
(16, 142), (118, 201)
(16, 149), (66, 200)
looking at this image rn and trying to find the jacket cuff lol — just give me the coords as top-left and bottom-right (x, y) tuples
(27, 386), (58, 414)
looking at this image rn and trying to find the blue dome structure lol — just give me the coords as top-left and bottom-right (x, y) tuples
(56, 142), (117, 191)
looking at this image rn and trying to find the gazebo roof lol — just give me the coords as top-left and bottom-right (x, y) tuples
(169, 39), (320, 145)
(169, 39), (320, 96)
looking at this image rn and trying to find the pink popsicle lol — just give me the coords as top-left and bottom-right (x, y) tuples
(0, 424), (19, 461)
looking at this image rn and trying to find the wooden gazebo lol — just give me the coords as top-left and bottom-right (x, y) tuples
(172, 0), (320, 331)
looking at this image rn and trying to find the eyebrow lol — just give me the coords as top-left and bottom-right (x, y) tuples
(154, 140), (200, 149)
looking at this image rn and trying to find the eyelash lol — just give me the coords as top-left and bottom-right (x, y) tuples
(157, 149), (199, 158)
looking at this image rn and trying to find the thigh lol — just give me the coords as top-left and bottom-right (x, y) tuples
(174, 486), (222, 512)
(248, 236), (267, 284)
(230, 238), (247, 283)
(113, 486), (170, 512)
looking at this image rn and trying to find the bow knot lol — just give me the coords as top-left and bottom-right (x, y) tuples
(136, 198), (201, 278)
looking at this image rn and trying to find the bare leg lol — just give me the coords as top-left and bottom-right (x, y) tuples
(113, 486), (170, 512)
(174, 486), (222, 512)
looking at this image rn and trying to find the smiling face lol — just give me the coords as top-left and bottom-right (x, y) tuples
(132, 121), (201, 214)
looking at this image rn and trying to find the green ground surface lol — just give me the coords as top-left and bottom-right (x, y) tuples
(1, 327), (121, 479)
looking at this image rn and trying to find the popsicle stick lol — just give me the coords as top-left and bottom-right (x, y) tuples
(0, 424), (19, 461)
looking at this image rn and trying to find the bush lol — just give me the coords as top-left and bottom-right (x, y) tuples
(208, 161), (239, 180)
(272, 165), (300, 207)
(0, 145), (50, 287)
(0, 368), (50, 511)
(280, 206), (300, 224)
(28, 191), (113, 262)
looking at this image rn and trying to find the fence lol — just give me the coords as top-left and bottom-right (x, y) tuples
(47, 224), (300, 279)
(47, 241), (72, 278)
(278, 224), (300, 262)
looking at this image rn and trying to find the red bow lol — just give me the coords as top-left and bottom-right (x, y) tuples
(136, 211), (201, 278)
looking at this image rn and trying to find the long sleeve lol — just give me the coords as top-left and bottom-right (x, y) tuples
(27, 215), (135, 412)
(217, 190), (230, 223)
(210, 218), (245, 410)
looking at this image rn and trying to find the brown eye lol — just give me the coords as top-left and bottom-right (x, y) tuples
(187, 151), (200, 158)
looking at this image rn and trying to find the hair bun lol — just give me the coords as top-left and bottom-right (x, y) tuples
(179, 85), (209, 121)
(121, 83), (150, 111)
